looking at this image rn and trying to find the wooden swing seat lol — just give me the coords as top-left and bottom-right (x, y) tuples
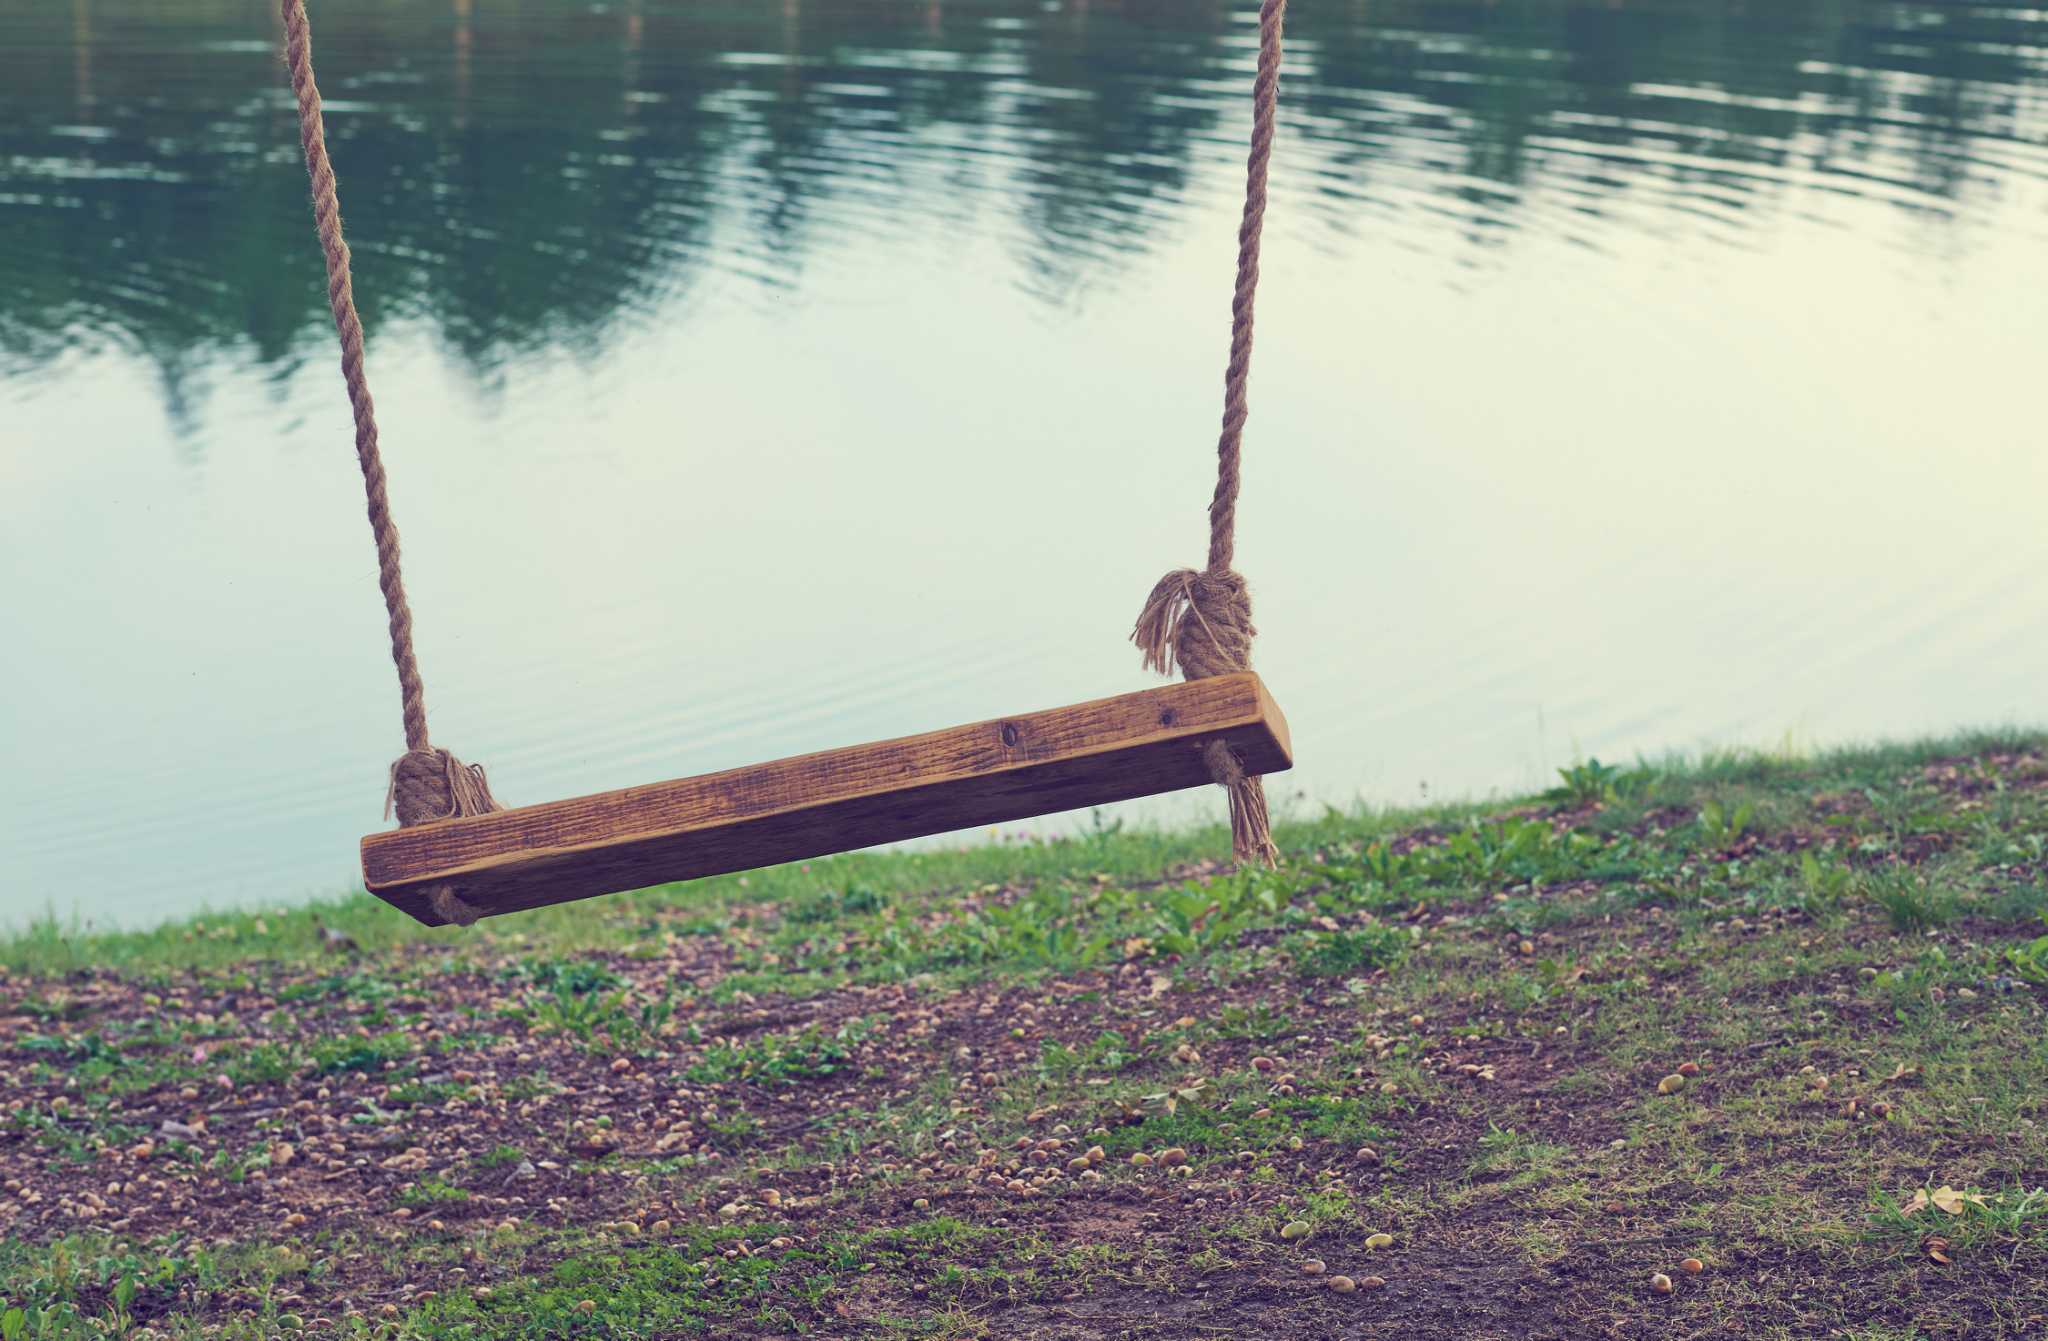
(363, 672), (1291, 925)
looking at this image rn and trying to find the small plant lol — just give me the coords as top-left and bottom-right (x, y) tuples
(508, 956), (625, 996)
(387, 1079), (466, 1107)
(1551, 758), (1622, 805)
(702, 1109), (765, 1152)
(1863, 869), (1955, 933)
(1315, 845), (1415, 909)
(308, 1030), (412, 1076)
(787, 882), (888, 924)
(1292, 923), (1408, 978)
(2005, 922), (2048, 986)
(1798, 851), (1854, 909)
(224, 1041), (302, 1087)
(518, 982), (674, 1054)
(502, 1071), (558, 1101)
(1698, 797), (1757, 847)
(1038, 1030), (1133, 1079)
(1421, 817), (1592, 888)
(1214, 1003), (1294, 1040)
(1468, 1124), (1568, 1180)
(684, 1017), (876, 1086)
(948, 886), (1115, 970)
(1149, 875), (1288, 958)
(397, 1177), (470, 1209)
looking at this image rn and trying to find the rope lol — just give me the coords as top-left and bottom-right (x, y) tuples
(280, 0), (499, 924)
(1132, 0), (1286, 867)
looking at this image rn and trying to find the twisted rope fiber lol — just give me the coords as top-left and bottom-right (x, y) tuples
(1132, 0), (1286, 866)
(281, 0), (493, 925)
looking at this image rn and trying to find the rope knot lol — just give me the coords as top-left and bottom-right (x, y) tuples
(385, 747), (498, 928)
(1131, 566), (1257, 681)
(386, 747), (500, 827)
(1132, 566), (1278, 868)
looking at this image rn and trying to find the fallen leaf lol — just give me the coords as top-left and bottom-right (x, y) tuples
(1928, 1186), (1985, 1216)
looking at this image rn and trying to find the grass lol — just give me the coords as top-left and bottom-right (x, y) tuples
(4, 730), (2048, 1338)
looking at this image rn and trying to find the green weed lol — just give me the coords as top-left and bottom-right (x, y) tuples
(1863, 869), (1956, 933)
(1291, 923), (1409, 978)
(684, 1018), (877, 1087)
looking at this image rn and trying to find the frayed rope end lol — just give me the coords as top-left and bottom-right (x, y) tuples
(1132, 569), (1200, 678)
(1203, 738), (1279, 868)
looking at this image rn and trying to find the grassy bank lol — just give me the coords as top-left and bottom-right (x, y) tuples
(4, 732), (2047, 1339)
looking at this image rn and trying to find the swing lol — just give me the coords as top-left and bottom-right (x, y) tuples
(279, 0), (1295, 927)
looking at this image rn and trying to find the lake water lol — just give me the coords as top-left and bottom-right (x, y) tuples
(5, 0), (2047, 930)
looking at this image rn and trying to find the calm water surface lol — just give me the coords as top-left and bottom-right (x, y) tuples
(5, 0), (2048, 928)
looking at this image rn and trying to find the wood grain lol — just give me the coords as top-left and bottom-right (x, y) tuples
(361, 673), (1292, 925)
